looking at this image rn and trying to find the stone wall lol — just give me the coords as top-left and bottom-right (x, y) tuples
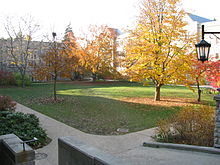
(214, 91), (220, 148)
(58, 136), (130, 165)
(0, 134), (35, 165)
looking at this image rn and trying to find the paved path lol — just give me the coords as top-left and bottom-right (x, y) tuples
(16, 103), (220, 165)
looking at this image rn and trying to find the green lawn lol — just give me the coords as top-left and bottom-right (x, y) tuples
(0, 81), (216, 135)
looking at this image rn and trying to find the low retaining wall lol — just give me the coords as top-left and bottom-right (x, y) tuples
(58, 136), (130, 165)
(0, 134), (35, 165)
(143, 142), (220, 155)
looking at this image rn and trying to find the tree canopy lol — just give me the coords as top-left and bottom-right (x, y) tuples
(83, 25), (119, 81)
(124, 0), (195, 101)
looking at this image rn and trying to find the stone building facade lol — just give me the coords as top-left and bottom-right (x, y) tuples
(0, 38), (49, 74)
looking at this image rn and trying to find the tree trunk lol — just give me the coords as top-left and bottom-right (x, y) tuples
(197, 89), (201, 102)
(92, 73), (96, 82)
(196, 78), (201, 102)
(54, 75), (57, 101)
(21, 74), (25, 88)
(20, 70), (25, 88)
(154, 84), (161, 101)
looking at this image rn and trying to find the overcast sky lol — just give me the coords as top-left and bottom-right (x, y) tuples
(0, 0), (220, 38)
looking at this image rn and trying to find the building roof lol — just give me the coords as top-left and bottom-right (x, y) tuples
(187, 13), (214, 23)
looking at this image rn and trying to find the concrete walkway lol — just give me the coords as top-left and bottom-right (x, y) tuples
(16, 103), (220, 165)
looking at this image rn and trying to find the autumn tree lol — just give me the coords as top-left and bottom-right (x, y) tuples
(63, 24), (85, 80)
(206, 60), (220, 88)
(182, 58), (220, 102)
(33, 33), (79, 101)
(63, 23), (75, 43)
(124, 0), (194, 101)
(4, 15), (40, 87)
(186, 58), (220, 102)
(83, 25), (119, 82)
(186, 60), (209, 102)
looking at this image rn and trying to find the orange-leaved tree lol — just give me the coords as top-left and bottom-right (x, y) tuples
(83, 25), (119, 81)
(63, 24), (86, 80)
(206, 59), (220, 88)
(185, 58), (220, 102)
(186, 59), (209, 102)
(124, 0), (194, 101)
(33, 34), (80, 101)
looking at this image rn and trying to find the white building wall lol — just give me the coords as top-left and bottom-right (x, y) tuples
(202, 21), (220, 61)
(183, 15), (199, 36)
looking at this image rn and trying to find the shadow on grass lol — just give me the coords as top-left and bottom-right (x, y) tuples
(25, 94), (180, 135)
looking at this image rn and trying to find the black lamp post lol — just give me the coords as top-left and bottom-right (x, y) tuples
(52, 32), (57, 40)
(195, 39), (211, 62)
(195, 25), (220, 62)
(195, 25), (212, 62)
(196, 25), (220, 148)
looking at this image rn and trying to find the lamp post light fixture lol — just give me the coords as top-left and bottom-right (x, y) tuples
(195, 25), (220, 62)
(195, 39), (211, 63)
(52, 32), (57, 40)
(196, 25), (220, 148)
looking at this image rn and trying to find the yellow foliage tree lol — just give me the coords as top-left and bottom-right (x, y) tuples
(83, 25), (118, 81)
(124, 0), (194, 101)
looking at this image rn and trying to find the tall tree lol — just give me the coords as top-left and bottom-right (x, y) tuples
(33, 33), (79, 101)
(124, 0), (194, 101)
(4, 15), (40, 87)
(83, 25), (118, 81)
(63, 23), (74, 42)
(63, 24), (85, 80)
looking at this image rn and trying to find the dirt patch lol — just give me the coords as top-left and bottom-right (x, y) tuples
(121, 97), (199, 107)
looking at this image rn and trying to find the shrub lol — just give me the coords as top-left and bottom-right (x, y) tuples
(0, 111), (48, 149)
(0, 70), (16, 86)
(13, 72), (31, 86)
(0, 95), (16, 112)
(155, 106), (215, 147)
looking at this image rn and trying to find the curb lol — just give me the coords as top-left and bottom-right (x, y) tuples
(143, 142), (220, 155)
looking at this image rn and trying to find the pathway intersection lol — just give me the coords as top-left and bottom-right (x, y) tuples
(16, 103), (220, 165)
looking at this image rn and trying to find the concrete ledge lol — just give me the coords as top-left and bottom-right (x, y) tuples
(214, 144), (220, 148)
(0, 134), (35, 165)
(143, 142), (220, 155)
(59, 136), (130, 165)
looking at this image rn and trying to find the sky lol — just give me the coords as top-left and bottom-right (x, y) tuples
(0, 0), (220, 39)
(182, 0), (220, 20)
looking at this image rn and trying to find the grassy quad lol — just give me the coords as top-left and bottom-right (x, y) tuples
(0, 81), (216, 135)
